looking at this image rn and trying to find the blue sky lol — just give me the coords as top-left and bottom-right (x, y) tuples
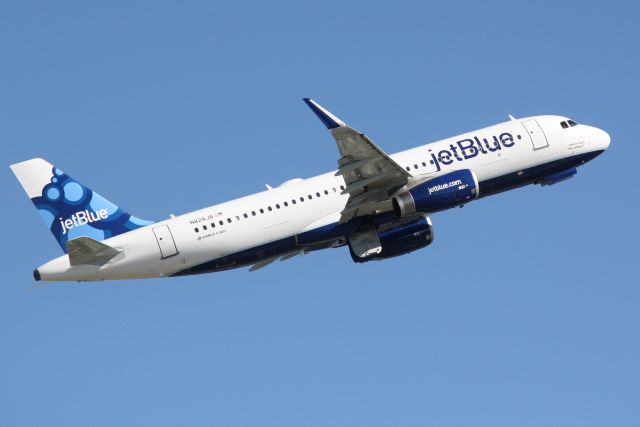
(1, 1), (639, 425)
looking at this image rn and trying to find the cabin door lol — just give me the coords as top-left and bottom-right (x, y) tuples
(153, 225), (179, 259)
(522, 119), (549, 150)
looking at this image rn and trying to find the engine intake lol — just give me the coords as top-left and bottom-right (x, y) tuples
(393, 169), (479, 217)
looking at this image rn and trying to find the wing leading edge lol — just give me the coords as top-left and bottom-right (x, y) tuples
(303, 98), (411, 222)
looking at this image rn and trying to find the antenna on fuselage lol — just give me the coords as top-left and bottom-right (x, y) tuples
(508, 114), (517, 121)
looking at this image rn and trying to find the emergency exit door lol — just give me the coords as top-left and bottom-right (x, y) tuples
(522, 119), (549, 150)
(153, 225), (178, 259)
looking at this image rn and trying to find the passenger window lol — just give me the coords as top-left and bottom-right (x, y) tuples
(251, 211), (256, 216)
(284, 201), (288, 207)
(203, 225), (207, 230)
(332, 187), (336, 192)
(316, 192), (321, 197)
(260, 208), (264, 214)
(324, 190), (328, 195)
(405, 166), (410, 171)
(227, 218), (232, 223)
(414, 164), (418, 169)
(276, 204), (280, 209)
(211, 223), (215, 228)
(308, 194), (312, 200)
(292, 199), (296, 204)
(300, 197), (304, 202)
(243, 213), (248, 218)
(561, 121), (569, 129)
(422, 162), (426, 167)
(194, 227), (199, 233)
(340, 185), (345, 191)
(219, 220), (224, 226)
(268, 206), (272, 211)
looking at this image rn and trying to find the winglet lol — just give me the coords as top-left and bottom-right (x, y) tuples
(303, 98), (345, 129)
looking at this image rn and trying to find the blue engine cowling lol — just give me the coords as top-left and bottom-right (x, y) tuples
(393, 169), (479, 217)
(349, 215), (434, 263)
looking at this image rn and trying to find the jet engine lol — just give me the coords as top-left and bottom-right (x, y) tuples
(393, 169), (479, 217)
(349, 215), (434, 263)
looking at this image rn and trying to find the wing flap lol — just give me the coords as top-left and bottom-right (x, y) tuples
(334, 157), (374, 176)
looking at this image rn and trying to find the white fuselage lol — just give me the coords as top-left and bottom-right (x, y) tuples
(36, 115), (610, 281)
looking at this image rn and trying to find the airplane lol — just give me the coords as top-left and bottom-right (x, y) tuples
(11, 99), (610, 282)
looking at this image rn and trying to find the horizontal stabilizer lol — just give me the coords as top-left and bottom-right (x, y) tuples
(67, 236), (121, 266)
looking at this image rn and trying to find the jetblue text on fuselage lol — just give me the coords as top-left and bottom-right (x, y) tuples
(429, 132), (515, 171)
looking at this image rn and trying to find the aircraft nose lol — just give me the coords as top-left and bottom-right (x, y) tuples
(594, 127), (611, 150)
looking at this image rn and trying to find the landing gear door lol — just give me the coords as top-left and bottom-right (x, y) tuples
(153, 225), (178, 259)
(522, 119), (549, 150)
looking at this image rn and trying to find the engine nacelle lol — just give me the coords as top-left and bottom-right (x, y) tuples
(393, 169), (479, 217)
(349, 215), (434, 263)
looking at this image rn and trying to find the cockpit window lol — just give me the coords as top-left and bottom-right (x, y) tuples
(567, 119), (578, 127)
(561, 121), (569, 129)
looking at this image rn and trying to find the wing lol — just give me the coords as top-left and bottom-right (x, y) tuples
(303, 98), (411, 222)
(248, 250), (306, 272)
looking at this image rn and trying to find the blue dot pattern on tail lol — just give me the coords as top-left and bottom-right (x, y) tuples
(31, 166), (154, 252)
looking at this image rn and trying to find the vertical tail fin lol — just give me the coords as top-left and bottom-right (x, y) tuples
(11, 158), (154, 253)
